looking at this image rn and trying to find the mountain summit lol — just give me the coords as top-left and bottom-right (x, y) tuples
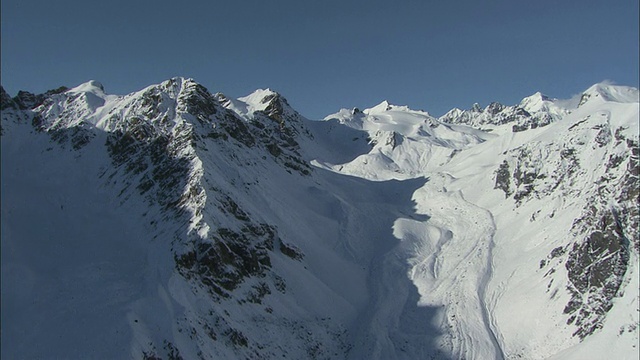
(2, 79), (638, 359)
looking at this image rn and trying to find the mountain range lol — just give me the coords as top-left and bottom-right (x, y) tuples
(1, 78), (638, 359)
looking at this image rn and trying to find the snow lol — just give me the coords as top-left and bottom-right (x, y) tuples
(421, 84), (639, 359)
(581, 83), (640, 104)
(319, 81), (638, 359)
(547, 252), (639, 360)
(68, 80), (106, 95)
(236, 88), (279, 115)
(1, 79), (638, 359)
(519, 91), (569, 121)
(401, 173), (504, 359)
(1, 128), (157, 358)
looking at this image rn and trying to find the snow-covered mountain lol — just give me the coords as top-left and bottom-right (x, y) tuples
(1, 78), (638, 359)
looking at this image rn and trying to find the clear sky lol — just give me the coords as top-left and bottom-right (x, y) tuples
(2, 0), (638, 119)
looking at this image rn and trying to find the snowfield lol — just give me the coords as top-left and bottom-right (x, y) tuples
(1, 79), (638, 359)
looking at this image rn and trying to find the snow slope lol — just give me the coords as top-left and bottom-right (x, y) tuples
(1, 80), (638, 359)
(323, 83), (639, 359)
(321, 102), (493, 180)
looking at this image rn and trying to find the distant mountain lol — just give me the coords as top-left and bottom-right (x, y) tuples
(2, 78), (638, 359)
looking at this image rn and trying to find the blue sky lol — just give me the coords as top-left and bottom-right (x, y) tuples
(2, 0), (638, 119)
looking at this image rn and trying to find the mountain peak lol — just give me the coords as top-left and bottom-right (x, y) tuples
(519, 91), (554, 113)
(521, 91), (550, 104)
(366, 100), (393, 113)
(68, 80), (106, 95)
(240, 88), (278, 103)
(1, 86), (17, 111)
(579, 82), (639, 105)
(237, 88), (284, 114)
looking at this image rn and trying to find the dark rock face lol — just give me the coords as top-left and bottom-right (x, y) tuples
(511, 113), (553, 132)
(1, 86), (17, 111)
(14, 91), (44, 110)
(50, 126), (95, 150)
(13, 86), (68, 110)
(560, 132), (639, 338)
(176, 223), (278, 298)
(486, 102), (505, 115)
(0, 86), (17, 135)
(492, 142), (581, 206)
(219, 112), (256, 147)
(493, 113), (638, 341)
(260, 93), (285, 120)
(247, 93), (312, 176)
(105, 127), (193, 210)
(564, 210), (630, 338)
(494, 160), (512, 197)
(493, 146), (542, 203)
(177, 81), (218, 119)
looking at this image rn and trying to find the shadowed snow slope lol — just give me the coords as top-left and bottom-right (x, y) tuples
(1, 80), (638, 359)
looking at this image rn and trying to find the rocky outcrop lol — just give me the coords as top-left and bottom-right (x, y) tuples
(440, 102), (549, 131)
(493, 111), (639, 340)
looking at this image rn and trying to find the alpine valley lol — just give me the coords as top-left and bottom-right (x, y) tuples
(1, 78), (638, 360)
